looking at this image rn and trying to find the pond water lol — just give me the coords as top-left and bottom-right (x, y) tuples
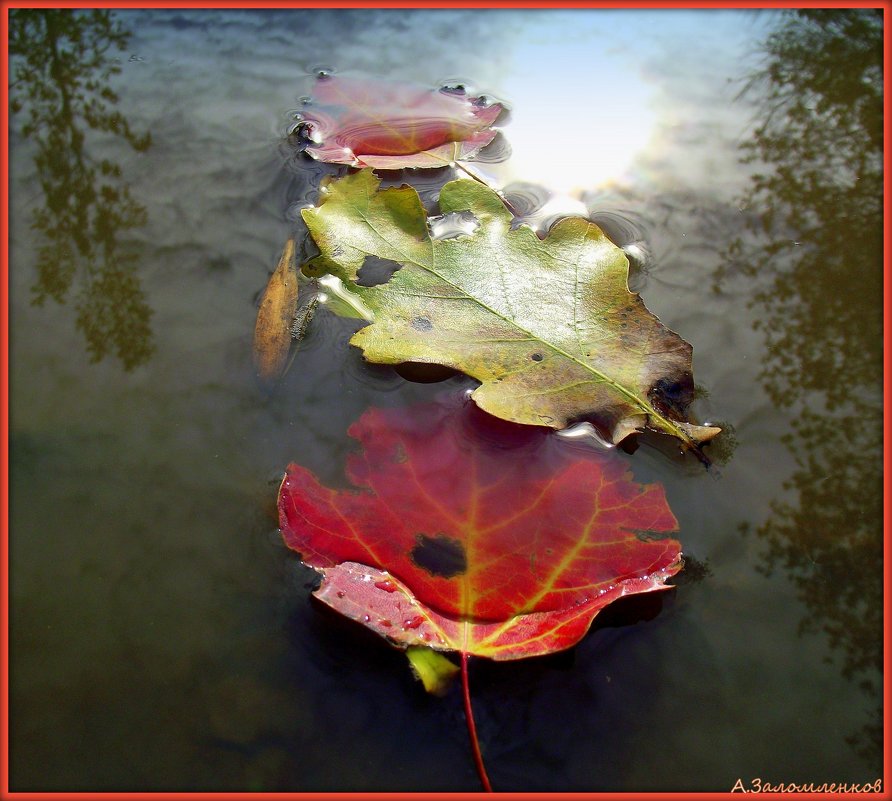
(8, 8), (883, 792)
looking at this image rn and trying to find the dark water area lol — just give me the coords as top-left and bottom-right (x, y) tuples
(7, 8), (883, 792)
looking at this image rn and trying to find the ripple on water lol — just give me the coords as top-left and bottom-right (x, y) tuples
(472, 131), (512, 164)
(502, 182), (589, 237)
(290, 305), (406, 394)
(586, 209), (654, 291)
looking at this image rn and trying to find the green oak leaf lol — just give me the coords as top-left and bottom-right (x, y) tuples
(301, 169), (720, 453)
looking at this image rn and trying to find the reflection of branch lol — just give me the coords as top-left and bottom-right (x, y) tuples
(722, 9), (882, 767)
(9, 9), (154, 370)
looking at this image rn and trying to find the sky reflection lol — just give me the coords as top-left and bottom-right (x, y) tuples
(488, 10), (771, 195)
(10, 6), (873, 792)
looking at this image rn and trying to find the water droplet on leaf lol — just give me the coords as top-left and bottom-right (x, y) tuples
(428, 210), (479, 240)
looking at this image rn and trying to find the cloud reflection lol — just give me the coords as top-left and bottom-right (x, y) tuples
(496, 24), (656, 193)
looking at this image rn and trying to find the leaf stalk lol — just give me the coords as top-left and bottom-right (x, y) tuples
(461, 650), (493, 792)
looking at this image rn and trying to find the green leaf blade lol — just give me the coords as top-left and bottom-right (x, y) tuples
(302, 170), (720, 451)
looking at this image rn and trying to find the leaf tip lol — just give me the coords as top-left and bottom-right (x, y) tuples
(678, 421), (723, 444)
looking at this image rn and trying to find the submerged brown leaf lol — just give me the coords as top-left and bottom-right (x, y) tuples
(253, 238), (298, 385)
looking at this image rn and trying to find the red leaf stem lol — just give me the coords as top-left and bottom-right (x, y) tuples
(461, 650), (492, 793)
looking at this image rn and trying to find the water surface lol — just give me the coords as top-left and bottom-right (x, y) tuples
(8, 8), (883, 792)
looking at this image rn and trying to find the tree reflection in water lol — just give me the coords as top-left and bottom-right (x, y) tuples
(720, 10), (882, 766)
(9, 9), (154, 370)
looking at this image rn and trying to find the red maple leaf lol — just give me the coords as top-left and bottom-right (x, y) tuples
(278, 399), (682, 661)
(297, 75), (506, 169)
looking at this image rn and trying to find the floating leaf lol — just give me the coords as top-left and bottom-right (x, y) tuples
(278, 400), (682, 661)
(297, 75), (505, 169)
(406, 646), (459, 696)
(302, 170), (720, 455)
(253, 238), (299, 384)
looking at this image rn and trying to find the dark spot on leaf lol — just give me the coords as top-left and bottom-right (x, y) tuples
(410, 533), (467, 578)
(531, 352), (543, 361)
(356, 254), (402, 287)
(649, 375), (695, 417)
(411, 316), (433, 331)
(392, 443), (407, 463)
